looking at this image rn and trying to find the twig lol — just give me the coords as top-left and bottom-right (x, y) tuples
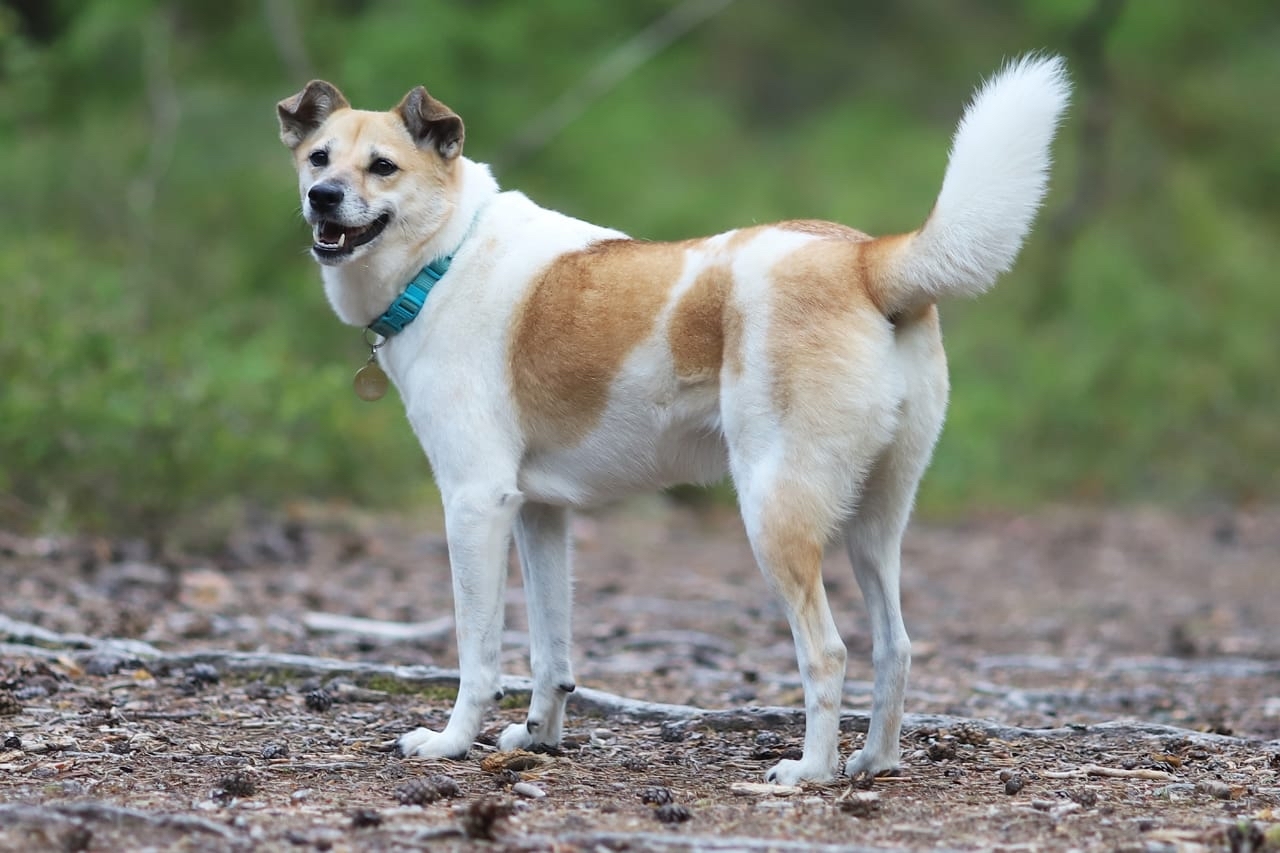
(1083, 764), (1176, 781)
(302, 612), (453, 642)
(1041, 765), (1175, 782)
(125, 710), (205, 721)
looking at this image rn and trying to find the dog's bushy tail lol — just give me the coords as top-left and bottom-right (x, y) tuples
(868, 54), (1071, 318)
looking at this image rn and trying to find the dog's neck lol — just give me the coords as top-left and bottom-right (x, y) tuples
(319, 157), (500, 328)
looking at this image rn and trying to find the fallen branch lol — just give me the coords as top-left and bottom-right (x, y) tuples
(1040, 765), (1177, 782)
(0, 801), (246, 846)
(302, 611), (453, 642)
(548, 830), (886, 853)
(0, 614), (162, 658)
(1, 616), (1270, 751)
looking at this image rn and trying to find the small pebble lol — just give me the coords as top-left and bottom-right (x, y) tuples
(188, 662), (220, 686)
(83, 655), (126, 677)
(350, 809), (382, 828)
(1004, 774), (1025, 795)
(1195, 779), (1234, 800)
(1068, 787), (1098, 807)
(659, 721), (686, 743)
(512, 781), (546, 799)
(3, 734), (21, 750)
(290, 788), (312, 802)
(839, 790), (881, 817)
(755, 731), (784, 748)
(260, 741), (289, 760)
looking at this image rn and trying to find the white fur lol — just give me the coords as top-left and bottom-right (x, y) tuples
(282, 55), (1069, 786)
(885, 54), (1071, 311)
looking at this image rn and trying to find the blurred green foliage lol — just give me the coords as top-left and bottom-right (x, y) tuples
(1, 0), (1276, 534)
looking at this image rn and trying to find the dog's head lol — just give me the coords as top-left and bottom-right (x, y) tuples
(277, 80), (465, 268)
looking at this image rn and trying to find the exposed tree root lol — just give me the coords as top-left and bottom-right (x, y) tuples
(2, 614), (1267, 751)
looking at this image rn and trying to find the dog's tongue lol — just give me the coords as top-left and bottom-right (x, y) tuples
(319, 222), (346, 241)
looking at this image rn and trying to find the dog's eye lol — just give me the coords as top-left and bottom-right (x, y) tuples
(369, 158), (398, 177)
(308, 150), (329, 168)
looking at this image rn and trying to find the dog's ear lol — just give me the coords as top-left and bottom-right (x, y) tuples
(396, 86), (465, 160)
(277, 80), (350, 149)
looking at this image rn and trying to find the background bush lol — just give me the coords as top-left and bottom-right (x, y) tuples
(1, 0), (1276, 534)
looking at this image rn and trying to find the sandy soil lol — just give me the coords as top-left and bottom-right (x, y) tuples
(1, 501), (1278, 851)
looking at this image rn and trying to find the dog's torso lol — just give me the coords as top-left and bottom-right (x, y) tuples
(372, 171), (937, 509)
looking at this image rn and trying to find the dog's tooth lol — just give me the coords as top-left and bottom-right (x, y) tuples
(337, 232), (346, 247)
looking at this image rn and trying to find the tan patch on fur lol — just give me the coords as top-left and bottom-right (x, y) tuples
(778, 219), (872, 242)
(722, 299), (745, 378)
(756, 486), (833, 648)
(767, 237), (887, 416)
(668, 266), (733, 383)
(855, 232), (916, 319)
(510, 240), (687, 448)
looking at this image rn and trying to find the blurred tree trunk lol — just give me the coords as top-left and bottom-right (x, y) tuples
(1032, 0), (1125, 321)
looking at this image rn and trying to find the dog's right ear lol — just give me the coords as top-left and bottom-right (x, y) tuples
(277, 80), (350, 149)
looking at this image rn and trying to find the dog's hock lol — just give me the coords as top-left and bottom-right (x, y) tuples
(395, 86), (465, 160)
(277, 80), (350, 149)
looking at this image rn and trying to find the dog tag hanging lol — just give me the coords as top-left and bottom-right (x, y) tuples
(354, 355), (389, 401)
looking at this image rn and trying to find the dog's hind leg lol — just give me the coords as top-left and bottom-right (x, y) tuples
(842, 311), (949, 779)
(499, 502), (575, 750)
(400, 483), (522, 760)
(734, 453), (864, 786)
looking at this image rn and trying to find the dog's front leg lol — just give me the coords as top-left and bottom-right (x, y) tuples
(499, 502), (574, 750)
(399, 485), (522, 759)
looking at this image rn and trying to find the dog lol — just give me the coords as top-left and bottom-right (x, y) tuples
(277, 55), (1069, 784)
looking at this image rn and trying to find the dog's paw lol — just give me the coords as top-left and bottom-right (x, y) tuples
(398, 727), (471, 760)
(765, 757), (837, 786)
(497, 722), (535, 752)
(844, 747), (900, 780)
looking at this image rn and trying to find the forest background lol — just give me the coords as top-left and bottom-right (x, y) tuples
(1, 0), (1276, 537)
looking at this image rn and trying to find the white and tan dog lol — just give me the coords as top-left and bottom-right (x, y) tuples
(277, 55), (1069, 784)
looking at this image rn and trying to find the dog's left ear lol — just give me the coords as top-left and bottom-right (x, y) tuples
(278, 80), (350, 149)
(396, 86), (465, 160)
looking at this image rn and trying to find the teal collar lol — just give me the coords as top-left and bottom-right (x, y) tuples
(367, 255), (453, 338)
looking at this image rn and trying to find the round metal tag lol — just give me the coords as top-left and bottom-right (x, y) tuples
(353, 361), (389, 402)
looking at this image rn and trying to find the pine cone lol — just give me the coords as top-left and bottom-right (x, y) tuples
(304, 688), (333, 712)
(394, 774), (461, 805)
(654, 803), (692, 824)
(217, 770), (256, 798)
(640, 785), (673, 806)
(0, 691), (22, 717)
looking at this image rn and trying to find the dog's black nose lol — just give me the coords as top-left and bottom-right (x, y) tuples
(307, 182), (344, 213)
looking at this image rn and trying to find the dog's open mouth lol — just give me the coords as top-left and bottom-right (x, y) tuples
(312, 214), (391, 260)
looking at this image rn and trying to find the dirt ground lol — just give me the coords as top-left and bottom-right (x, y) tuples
(1, 501), (1278, 851)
